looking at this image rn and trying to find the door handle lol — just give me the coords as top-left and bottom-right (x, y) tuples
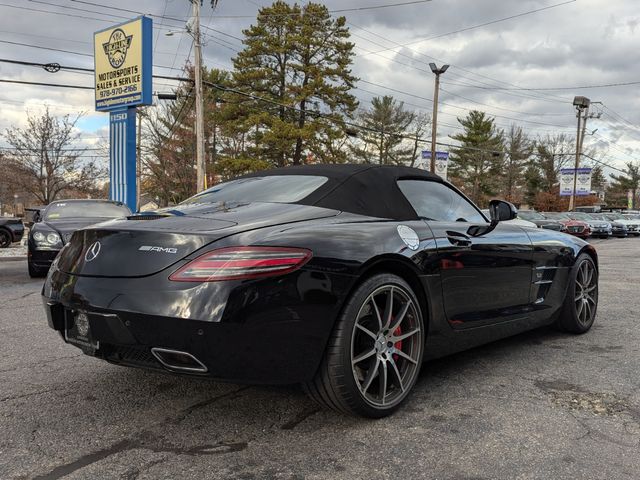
(446, 231), (472, 247)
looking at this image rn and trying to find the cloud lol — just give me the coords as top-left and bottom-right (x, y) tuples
(0, 0), (638, 170)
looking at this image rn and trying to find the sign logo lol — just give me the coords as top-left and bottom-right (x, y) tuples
(102, 28), (133, 68)
(85, 241), (102, 262)
(138, 245), (178, 254)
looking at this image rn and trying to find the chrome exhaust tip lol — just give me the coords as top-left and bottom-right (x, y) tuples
(151, 347), (208, 373)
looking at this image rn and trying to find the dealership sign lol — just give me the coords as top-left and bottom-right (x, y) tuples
(95, 16), (152, 212)
(420, 151), (449, 180)
(94, 16), (152, 111)
(559, 168), (592, 196)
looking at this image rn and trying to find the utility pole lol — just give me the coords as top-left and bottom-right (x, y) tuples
(569, 97), (601, 211)
(569, 96), (590, 211)
(192, 0), (206, 193)
(429, 63), (448, 174)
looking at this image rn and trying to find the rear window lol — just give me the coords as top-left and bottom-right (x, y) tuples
(181, 175), (328, 205)
(44, 202), (130, 220)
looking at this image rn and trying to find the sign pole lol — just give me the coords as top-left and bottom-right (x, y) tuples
(108, 107), (138, 211)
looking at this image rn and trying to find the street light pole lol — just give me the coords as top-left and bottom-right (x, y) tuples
(192, 0), (206, 193)
(429, 63), (448, 174)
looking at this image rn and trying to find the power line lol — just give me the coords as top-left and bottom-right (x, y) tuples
(359, 0), (576, 55)
(353, 86), (575, 136)
(0, 39), (92, 57)
(443, 79), (640, 92)
(359, 80), (573, 128)
(581, 153), (628, 175)
(0, 78), (93, 90)
(0, 49), (575, 131)
(0, 1), (123, 23)
(438, 86), (571, 117)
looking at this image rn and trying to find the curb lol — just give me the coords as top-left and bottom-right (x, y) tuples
(0, 256), (27, 262)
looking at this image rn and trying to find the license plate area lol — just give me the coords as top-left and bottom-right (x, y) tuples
(64, 309), (99, 352)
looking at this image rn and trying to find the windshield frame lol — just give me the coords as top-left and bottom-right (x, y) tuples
(43, 201), (131, 221)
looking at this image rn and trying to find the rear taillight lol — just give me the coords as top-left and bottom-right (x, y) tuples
(169, 246), (312, 282)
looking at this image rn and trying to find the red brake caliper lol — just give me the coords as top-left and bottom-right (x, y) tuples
(393, 325), (402, 361)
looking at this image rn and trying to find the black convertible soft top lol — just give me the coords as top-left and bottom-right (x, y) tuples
(239, 164), (444, 220)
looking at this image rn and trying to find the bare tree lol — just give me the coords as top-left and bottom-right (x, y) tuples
(503, 125), (533, 203)
(2, 107), (103, 204)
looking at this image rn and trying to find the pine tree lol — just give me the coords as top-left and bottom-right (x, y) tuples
(608, 162), (640, 209)
(448, 111), (504, 205)
(232, 1), (358, 166)
(350, 96), (424, 165)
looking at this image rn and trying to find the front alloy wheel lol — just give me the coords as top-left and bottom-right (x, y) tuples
(574, 258), (597, 327)
(304, 273), (425, 417)
(556, 253), (598, 333)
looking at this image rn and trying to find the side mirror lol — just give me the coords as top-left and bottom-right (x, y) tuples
(468, 200), (517, 237)
(489, 199), (517, 223)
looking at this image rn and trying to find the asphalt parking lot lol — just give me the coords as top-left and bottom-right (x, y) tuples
(1, 238), (639, 480)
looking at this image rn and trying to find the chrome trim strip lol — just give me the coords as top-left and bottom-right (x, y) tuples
(535, 266), (559, 270)
(151, 347), (208, 373)
(533, 280), (553, 285)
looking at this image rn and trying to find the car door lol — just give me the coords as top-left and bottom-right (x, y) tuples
(397, 179), (534, 329)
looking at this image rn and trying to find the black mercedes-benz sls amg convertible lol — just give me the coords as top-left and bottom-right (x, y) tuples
(42, 165), (599, 417)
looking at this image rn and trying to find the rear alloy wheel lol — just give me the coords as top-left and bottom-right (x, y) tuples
(304, 274), (424, 417)
(556, 253), (598, 333)
(0, 229), (11, 248)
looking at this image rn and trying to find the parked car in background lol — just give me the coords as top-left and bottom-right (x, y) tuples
(0, 217), (24, 248)
(622, 213), (640, 223)
(590, 213), (627, 238)
(602, 212), (640, 236)
(517, 210), (566, 231)
(542, 212), (591, 239)
(481, 210), (537, 228)
(28, 199), (131, 277)
(566, 212), (612, 238)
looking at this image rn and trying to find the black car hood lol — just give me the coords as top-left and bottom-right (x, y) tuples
(56, 202), (340, 278)
(37, 218), (126, 243)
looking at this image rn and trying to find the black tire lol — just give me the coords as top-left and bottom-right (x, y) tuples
(555, 253), (598, 333)
(0, 229), (11, 248)
(28, 261), (46, 278)
(304, 273), (425, 418)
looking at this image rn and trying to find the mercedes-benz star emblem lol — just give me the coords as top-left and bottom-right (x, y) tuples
(75, 312), (89, 337)
(85, 241), (101, 262)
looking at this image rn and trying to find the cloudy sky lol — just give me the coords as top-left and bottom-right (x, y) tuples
(0, 0), (638, 177)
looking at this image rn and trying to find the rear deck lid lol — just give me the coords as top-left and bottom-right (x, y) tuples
(55, 202), (338, 277)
